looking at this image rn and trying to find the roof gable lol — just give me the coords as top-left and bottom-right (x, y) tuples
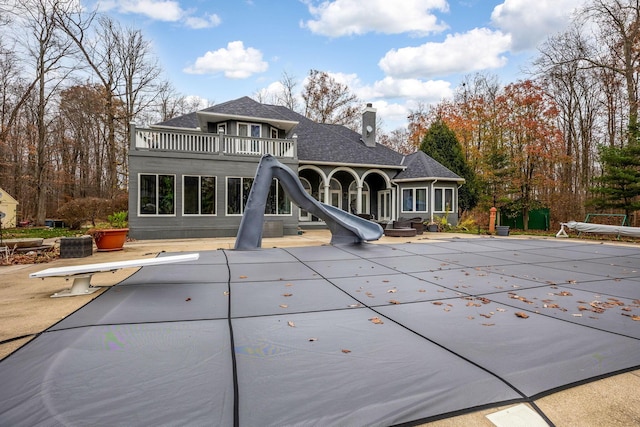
(395, 151), (463, 182)
(0, 187), (18, 205)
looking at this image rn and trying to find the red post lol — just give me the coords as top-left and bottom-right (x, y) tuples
(489, 207), (497, 233)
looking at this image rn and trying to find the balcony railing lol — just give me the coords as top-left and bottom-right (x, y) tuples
(131, 125), (297, 159)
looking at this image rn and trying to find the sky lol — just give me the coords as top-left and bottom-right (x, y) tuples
(94, 0), (584, 131)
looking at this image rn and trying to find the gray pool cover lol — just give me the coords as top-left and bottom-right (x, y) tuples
(1, 238), (639, 426)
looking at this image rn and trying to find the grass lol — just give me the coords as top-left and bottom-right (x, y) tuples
(1, 227), (89, 240)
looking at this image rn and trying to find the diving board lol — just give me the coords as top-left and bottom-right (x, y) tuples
(30, 253), (200, 298)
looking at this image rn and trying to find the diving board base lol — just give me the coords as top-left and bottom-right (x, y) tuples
(51, 275), (100, 298)
(30, 253), (201, 298)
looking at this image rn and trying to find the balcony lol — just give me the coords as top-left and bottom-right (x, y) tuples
(131, 125), (297, 159)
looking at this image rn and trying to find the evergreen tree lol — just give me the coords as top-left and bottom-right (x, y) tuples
(419, 118), (479, 213)
(591, 142), (640, 221)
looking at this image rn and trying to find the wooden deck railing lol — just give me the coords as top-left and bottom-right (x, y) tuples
(131, 125), (297, 159)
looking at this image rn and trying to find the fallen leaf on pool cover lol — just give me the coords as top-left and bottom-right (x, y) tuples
(387, 289), (397, 293)
(342, 349), (351, 353)
(185, 297), (191, 301)
(308, 338), (317, 342)
(432, 301), (443, 305)
(279, 304), (288, 308)
(389, 299), (400, 304)
(239, 275), (248, 279)
(557, 291), (573, 296)
(418, 289), (426, 293)
(287, 321), (295, 327)
(515, 312), (529, 319)
(482, 323), (495, 326)
(476, 297), (491, 304)
(283, 293), (293, 297)
(369, 317), (384, 324)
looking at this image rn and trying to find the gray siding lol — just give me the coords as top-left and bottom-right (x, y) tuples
(129, 150), (299, 239)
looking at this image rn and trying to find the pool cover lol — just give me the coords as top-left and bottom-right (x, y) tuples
(1, 238), (639, 426)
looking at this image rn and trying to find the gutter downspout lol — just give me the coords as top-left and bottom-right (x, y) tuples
(430, 179), (438, 224)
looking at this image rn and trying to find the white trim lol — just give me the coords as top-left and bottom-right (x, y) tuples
(400, 187), (428, 214)
(393, 177), (465, 183)
(196, 111), (299, 132)
(433, 187), (455, 213)
(226, 176), (251, 216)
(138, 173), (176, 217)
(182, 175), (217, 216)
(300, 160), (404, 170)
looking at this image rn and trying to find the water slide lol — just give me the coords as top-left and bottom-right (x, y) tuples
(235, 155), (384, 249)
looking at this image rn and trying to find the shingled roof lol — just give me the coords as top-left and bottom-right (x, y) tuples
(395, 151), (464, 182)
(155, 96), (462, 181)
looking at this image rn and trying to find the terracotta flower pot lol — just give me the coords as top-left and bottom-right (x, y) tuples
(91, 228), (129, 251)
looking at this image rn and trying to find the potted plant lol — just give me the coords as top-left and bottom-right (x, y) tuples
(88, 211), (129, 251)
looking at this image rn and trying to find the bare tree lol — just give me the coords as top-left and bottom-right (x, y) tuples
(579, 0), (640, 145)
(378, 127), (413, 154)
(4, 0), (77, 224)
(535, 26), (603, 219)
(275, 71), (299, 112)
(302, 69), (360, 130)
(57, 9), (162, 195)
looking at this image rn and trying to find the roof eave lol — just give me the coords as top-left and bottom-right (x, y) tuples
(196, 111), (299, 132)
(299, 159), (405, 170)
(393, 177), (466, 183)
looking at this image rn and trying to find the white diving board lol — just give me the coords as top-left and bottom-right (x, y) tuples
(30, 253), (200, 298)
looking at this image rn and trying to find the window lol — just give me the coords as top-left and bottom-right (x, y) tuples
(401, 187), (427, 213)
(271, 127), (279, 139)
(217, 124), (227, 134)
(139, 174), (175, 215)
(237, 123), (261, 154)
(265, 179), (292, 215)
(434, 188), (454, 212)
(227, 177), (254, 215)
(378, 190), (391, 221)
(184, 176), (216, 215)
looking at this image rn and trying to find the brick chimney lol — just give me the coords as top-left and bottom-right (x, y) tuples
(362, 103), (376, 147)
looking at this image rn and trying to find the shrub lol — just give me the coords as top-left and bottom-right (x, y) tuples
(57, 198), (110, 230)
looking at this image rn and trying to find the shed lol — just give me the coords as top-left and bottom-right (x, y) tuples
(0, 188), (18, 228)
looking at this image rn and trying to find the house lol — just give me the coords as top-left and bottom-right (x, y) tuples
(127, 97), (464, 240)
(0, 187), (18, 229)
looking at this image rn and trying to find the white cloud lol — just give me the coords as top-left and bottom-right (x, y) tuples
(184, 41), (268, 79)
(378, 28), (512, 79)
(491, 0), (582, 51)
(99, 1), (222, 28)
(184, 13), (221, 29)
(302, 0), (449, 37)
(369, 100), (409, 129)
(109, 0), (184, 21)
(360, 77), (452, 101)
